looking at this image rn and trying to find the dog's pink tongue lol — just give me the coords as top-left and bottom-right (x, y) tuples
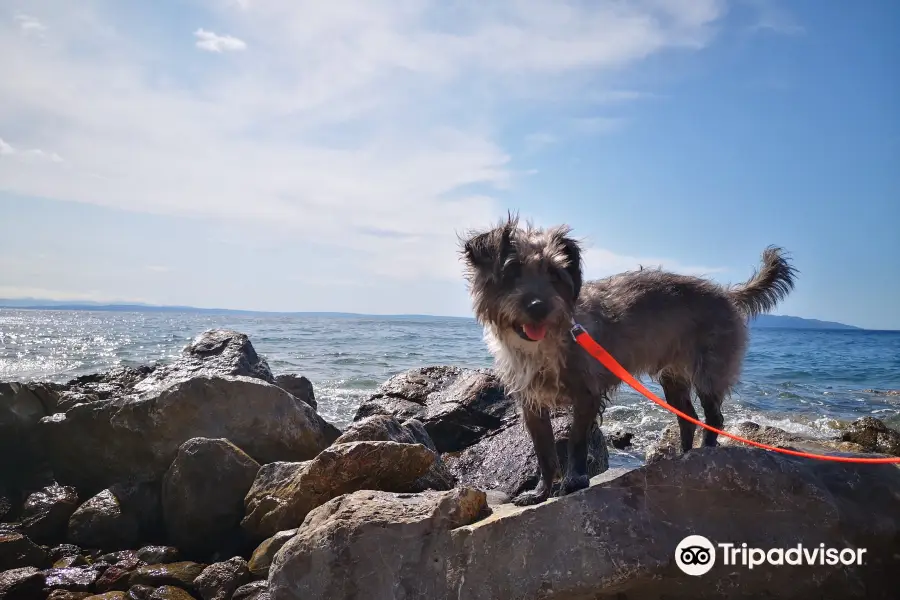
(524, 323), (547, 341)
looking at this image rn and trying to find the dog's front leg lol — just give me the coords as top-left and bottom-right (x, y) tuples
(512, 406), (559, 507)
(556, 396), (601, 497)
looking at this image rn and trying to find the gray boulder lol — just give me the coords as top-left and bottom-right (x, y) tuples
(67, 489), (138, 551)
(268, 447), (900, 600)
(333, 415), (457, 492)
(132, 329), (275, 393)
(2, 484), (79, 544)
(0, 566), (45, 599)
(248, 529), (297, 579)
(840, 417), (900, 456)
(39, 375), (338, 492)
(646, 420), (874, 464)
(162, 438), (260, 557)
(268, 488), (489, 600)
(0, 532), (49, 570)
(67, 481), (161, 551)
(443, 414), (609, 498)
(273, 375), (316, 410)
(194, 556), (252, 600)
(242, 441), (437, 540)
(352, 367), (513, 452)
(0, 382), (51, 485)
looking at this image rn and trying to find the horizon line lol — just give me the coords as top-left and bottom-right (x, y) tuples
(0, 298), (886, 331)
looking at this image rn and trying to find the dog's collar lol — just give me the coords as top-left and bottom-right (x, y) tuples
(570, 318), (587, 341)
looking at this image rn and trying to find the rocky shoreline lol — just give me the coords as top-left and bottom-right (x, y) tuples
(2, 329), (899, 599)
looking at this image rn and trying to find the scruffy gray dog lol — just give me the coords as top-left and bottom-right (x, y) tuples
(460, 214), (797, 506)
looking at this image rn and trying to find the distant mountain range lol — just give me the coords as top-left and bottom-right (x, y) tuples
(749, 314), (861, 330)
(0, 298), (865, 330)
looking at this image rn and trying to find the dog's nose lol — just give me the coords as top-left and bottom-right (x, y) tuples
(524, 297), (550, 321)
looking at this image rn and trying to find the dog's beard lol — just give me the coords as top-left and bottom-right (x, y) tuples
(485, 323), (569, 411)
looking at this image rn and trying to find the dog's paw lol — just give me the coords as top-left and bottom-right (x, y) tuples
(511, 487), (551, 507)
(554, 474), (590, 497)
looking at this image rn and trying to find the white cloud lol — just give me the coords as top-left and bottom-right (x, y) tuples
(0, 137), (63, 162)
(0, 0), (731, 302)
(582, 247), (726, 280)
(14, 14), (46, 35)
(194, 28), (247, 52)
(740, 0), (805, 36)
(0, 285), (146, 304)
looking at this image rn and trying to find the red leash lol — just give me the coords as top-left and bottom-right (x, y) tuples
(569, 322), (900, 464)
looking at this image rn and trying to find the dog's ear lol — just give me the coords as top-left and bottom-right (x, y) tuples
(463, 226), (512, 274)
(462, 222), (515, 279)
(557, 232), (583, 299)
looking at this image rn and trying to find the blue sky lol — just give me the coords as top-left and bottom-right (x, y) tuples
(0, 1), (897, 329)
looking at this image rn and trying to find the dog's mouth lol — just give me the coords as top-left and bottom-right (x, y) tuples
(516, 323), (548, 342)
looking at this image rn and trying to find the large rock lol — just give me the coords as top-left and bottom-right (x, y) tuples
(0, 566), (45, 600)
(194, 557), (252, 600)
(61, 366), (155, 402)
(0, 382), (51, 485)
(3, 484), (80, 544)
(68, 482), (162, 550)
(233, 581), (270, 600)
(128, 562), (206, 594)
(334, 415), (457, 492)
(42, 566), (102, 594)
(132, 329), (275, 393)
(353, 367), (513, 452)
(841, 417), (900, 456)
(248, 529), (297, 579)
(443, 414), (609, 498)
(242, 441), (437, 540)
(0, 532), (49, 570)
(135, 546), (179, 565)
(273, 375), (316, 410)
(162, 438), (260, 557)
(646, 420), (871, 463)
(268, 447), (900, 600)
(39, 375), (339, 492)
(269, 488), (489, 600)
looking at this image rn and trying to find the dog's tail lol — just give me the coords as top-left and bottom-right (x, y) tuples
(728, 246), (797, 318)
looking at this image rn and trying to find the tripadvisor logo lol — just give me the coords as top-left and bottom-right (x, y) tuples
(675, 535), (867, 576)
(675, 535), (716, 576)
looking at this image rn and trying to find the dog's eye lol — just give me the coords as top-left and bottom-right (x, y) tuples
(500, 259), (521, 281)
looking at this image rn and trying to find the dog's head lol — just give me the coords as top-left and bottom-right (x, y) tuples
(460, 214), (582, 345)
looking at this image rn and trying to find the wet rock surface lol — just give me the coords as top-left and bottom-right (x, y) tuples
(134, 547), (179, 566)
(444, 414), (609, 498)
(42, 565), (102, 593)
(5, 484), (80, 544)
(841, 416), (900, 456)
(67, 487), (146, 551)
(0, 566), (45, 599)
(128, 561), (206, 594)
